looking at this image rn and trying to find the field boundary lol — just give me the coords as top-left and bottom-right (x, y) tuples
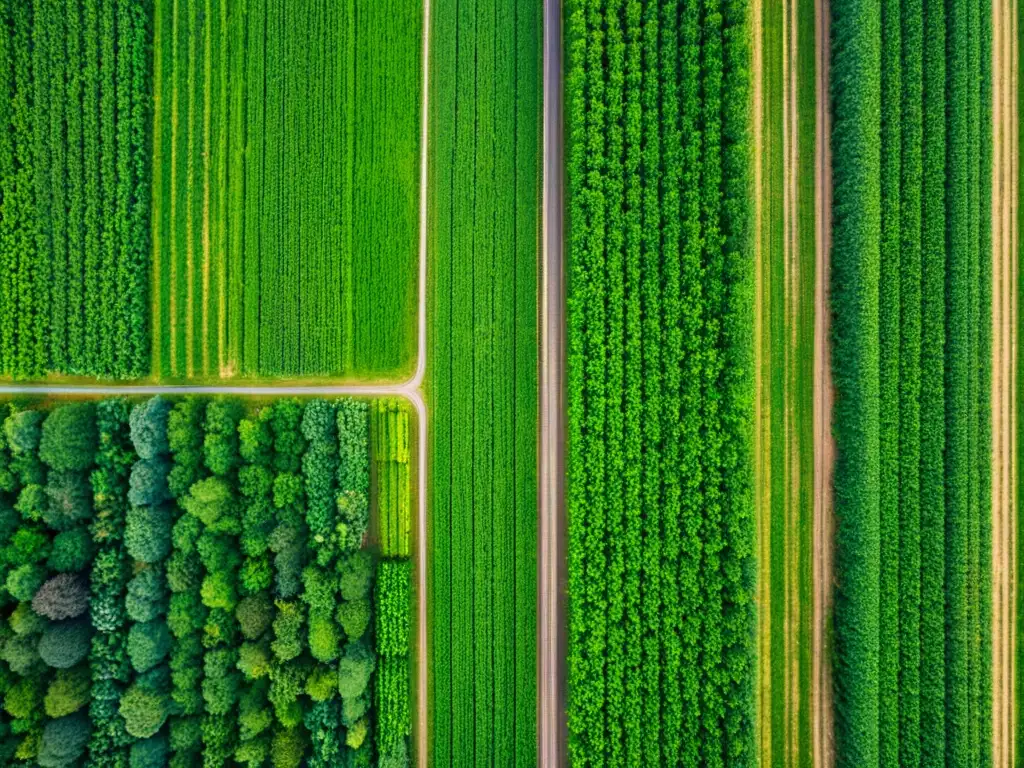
(812, 0), (834, 761)
(539, 0), (565, 764)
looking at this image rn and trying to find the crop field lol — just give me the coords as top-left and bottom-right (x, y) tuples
(373, 399), (414, 766)
(0, 396), (414, 767)
(830, 0), (994, 765)
(0, 0), (150, 380)
(753, 0), (816, 764)
(150, 0), (422, 381)
(425, 0), (540, 764)
(564, 0), (756, 764)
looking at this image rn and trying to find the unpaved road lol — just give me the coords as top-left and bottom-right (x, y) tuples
(812, 0), (834, 763)
(991, 0), (1017, 764)
(538, 0), (565, 763)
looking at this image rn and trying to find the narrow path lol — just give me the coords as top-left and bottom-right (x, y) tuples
(991, 0), (1017, 763)
(0, 0), (434, 766)
(812, 0), (834, 762)
(538, 0), (565, 765)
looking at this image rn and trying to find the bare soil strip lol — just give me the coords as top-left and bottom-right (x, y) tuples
(538, 0), (566, 762)
(752, 0), (770, 758)
(991, 0), (1017, 762)
(812, 0), (834, 762)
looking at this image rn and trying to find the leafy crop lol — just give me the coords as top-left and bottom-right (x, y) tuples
(0, 0), (150, 380)
(564, 0), (755, 763)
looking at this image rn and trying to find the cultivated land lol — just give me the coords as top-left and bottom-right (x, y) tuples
(150, 0), (422, 382)
(754, 0), (815, 764)
(0, 0), (150, 380)
(811, 0), (833, 762)
(564, 0), (756, 764)
(830, 1), (994, 766)
(0, 396), (413, 767)
(425, 0), (540, 765)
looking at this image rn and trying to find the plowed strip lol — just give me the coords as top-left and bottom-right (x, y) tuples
(812, 0), (834, 763)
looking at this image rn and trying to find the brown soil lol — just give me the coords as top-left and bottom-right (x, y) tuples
(812, 0), (834, 763)
(992, 0), (1018, 763)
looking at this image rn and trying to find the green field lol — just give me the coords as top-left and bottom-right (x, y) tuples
(0, 0), (150, 380)
(754, 0), (815, 764)
(564, 0), (756, 764)
(425, 0), (540, 763)
(830, 0), (992, 764)
(150, 0), (422, 381)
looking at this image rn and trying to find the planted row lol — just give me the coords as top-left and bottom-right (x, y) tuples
(0, 0), (150, 380)
(565, 0), (755, 764)
(150, 0), (422, 379)
(830, 0), (992, 763)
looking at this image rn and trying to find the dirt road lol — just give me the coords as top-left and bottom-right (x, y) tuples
(538, 0), (566, 764)
(991, 0), (1017, 764)
(812, 0), (834, 763)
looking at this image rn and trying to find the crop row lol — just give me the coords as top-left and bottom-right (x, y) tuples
(375, 560), (411, 766)
(374, 400), (411, 559)
(0, 0), (150, 380)
(0, 397), (396, 767)
(150, 0), (422, 380)
(831, 0), (992, 764)
(564, 0), (755, 765)
(426, 0), (540, 763)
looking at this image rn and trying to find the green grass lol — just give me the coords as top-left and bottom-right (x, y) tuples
(426, 0), (539, 763)
(151, 0), (422, 381)
(755, 0), (815, 763)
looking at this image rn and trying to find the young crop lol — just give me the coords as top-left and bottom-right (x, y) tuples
(151, 0), (421, 379)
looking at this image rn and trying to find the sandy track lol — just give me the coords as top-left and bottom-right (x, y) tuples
(538, 0), (566, 763)
(991, 0), (1018, 764)
(752, 0), (769, 759)
(812, 0), (834, 763)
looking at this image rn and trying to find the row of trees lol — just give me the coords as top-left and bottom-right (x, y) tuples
(831, 0), (992, 764)
(0, 0), (150, 380)
(565, 0), (755, 765)
(0, 397), (403, 767)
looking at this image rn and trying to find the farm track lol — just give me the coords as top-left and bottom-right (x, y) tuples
(991, 0), (1017, 763)
(755, 0), (815, 763)
(539, 0), (565, 764)
(812, 0), (833, 762)
(0, 0), (433, 766)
